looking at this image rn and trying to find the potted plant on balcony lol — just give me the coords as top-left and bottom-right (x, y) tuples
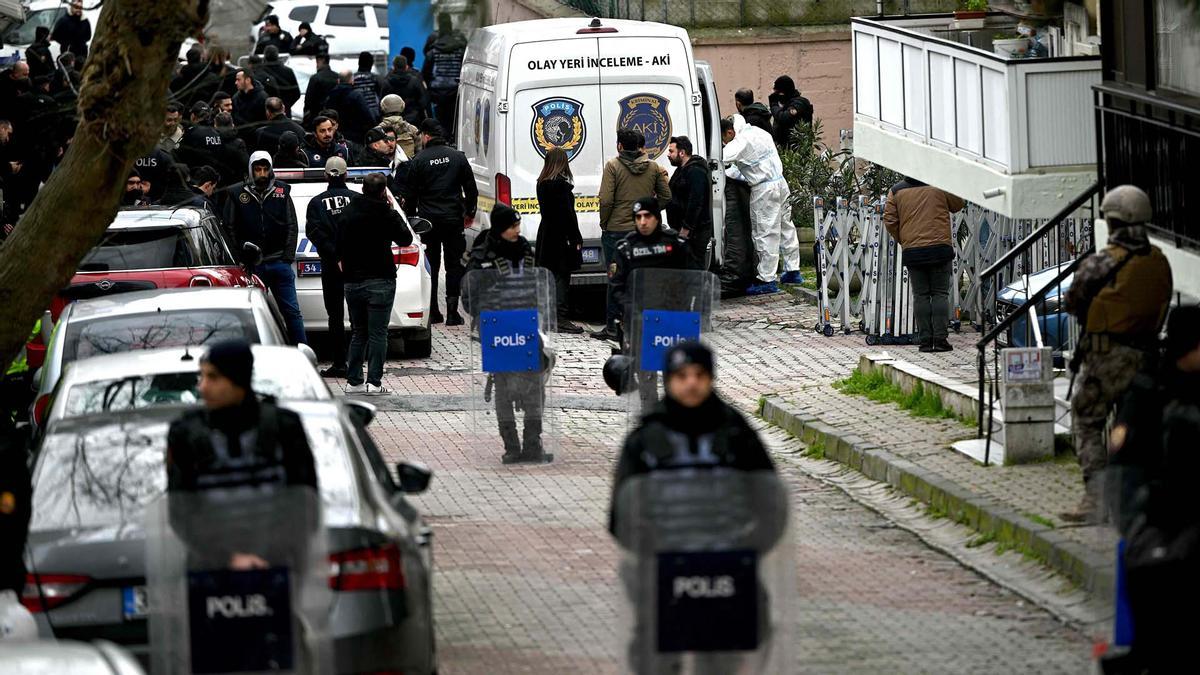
(993, 31), (1030, 58)
(954, 0), (988, 29)
(955, 0), (989, 19)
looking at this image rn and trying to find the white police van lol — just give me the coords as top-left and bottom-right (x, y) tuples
(456, 18), (725, 286)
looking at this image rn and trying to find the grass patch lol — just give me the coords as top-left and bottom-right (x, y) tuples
(802, 440), (826, 460)
(1024, 513), (1056, 529)
(835, 368), (964, 423)
(966, 531), (996, 548)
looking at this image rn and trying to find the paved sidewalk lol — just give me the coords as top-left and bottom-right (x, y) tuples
(350, 288), (1095, 672)
(731, 293), (1115, 594)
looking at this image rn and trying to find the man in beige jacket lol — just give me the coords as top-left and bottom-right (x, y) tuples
(882, 177), (965, 352)
(593, 127), (671, 340)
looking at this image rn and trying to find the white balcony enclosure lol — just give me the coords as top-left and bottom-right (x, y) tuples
(852, 14), (1101, 219)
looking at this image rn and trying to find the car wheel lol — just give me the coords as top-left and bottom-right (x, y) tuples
(403, 333), (433, 359)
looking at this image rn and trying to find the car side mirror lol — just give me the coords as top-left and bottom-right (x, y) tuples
(396, 461), (432, 494)
(408, 217), (433, 236)
(296, 343), (318, 365)
(345, 398), (377, 427)
(241, 241), (263, 267)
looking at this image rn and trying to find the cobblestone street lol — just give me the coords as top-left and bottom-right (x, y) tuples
(361, 291), (1094, 673)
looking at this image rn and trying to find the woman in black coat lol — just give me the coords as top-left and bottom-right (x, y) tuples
(535, 148), (584, 334)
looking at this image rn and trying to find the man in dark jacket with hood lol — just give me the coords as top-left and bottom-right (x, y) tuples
(403, 119), (477, 326)
(25, 27), (54, 79)
(384, 55), (428, 126)
(337, 173), (413, 394)
(422, 13), (467, 142)
(303, 51), (338, 125)
(324, 71), (376, 147)
(225, 151), (306, 345)
(171, 47), (221, 109)
(232, 69), (268, 126)
(259, 46), (301, 112)
(51, 1), (91, 61)
(305, 157), (355, 378)
(666, 136), (713, 271)
(291, 22), (327, 56)
(768, 75), (813, 149)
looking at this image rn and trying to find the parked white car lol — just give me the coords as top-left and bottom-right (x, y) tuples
(279, 167), (434, 358)
(44, 345), (332, 426)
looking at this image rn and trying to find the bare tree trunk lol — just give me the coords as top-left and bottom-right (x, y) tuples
(0, 0), (207, 369)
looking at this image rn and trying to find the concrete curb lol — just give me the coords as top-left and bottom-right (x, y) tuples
(857, 352), (981, 422)
(757, 396), (1113, 598)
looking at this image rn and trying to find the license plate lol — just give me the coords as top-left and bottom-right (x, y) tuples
(297, 260), (322, 276)
(582, 247), (600, 264)
(123, 585), (148, 620)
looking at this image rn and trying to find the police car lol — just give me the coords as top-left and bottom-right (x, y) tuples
(280, 167), (434, 358)
(456, 18), (727, 287)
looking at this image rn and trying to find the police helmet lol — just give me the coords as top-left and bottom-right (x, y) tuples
(1100, 185), (1152, 225)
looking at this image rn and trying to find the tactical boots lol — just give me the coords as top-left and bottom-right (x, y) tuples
(446, 296), (464, 326)
(500, 424), (522, 464)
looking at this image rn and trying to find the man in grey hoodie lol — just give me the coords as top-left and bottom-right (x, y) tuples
(593, 127), (671, 340)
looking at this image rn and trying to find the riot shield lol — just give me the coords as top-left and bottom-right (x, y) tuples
(462, 267), (559, 464)
(612, 469), (795, 674)
(624, 269), (720, 422)
(145, 485), (332, 674)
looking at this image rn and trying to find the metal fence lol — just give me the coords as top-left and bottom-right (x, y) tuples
(809, 194), (1094, 345)
(559, 0), (956, 28)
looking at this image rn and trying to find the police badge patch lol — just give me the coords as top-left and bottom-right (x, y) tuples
(531, 97), (586, 161)
(618, 93), (672, 160)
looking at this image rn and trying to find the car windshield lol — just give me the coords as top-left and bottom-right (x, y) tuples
(62, 363), (324, 418)
(64, 309), (258, 364)
(79, 227), (193, 271)
(31, 409), (359, 530)
(3, 8), (62, 46)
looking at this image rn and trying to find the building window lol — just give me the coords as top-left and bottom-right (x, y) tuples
(1156, 0), (1200, 96)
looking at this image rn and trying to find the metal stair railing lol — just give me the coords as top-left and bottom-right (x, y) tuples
(974, 181), (1103, 464)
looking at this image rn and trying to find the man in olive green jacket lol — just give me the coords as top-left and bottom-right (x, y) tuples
(593, 127), (671, 340)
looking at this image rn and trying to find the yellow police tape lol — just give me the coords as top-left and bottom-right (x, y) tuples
(508, 196), (600, 215)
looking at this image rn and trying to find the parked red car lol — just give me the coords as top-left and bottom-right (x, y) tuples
(50, 206), (263, 320)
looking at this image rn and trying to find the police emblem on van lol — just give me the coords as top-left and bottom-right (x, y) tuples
(618, 93), (672, 160)
(531, 97), (586, 161)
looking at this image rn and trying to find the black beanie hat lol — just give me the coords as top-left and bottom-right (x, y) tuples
(664, 342), (714, 379)
(201, 339), (254, 391)
(774, 75), (796, 93)
(419, 118), (444, 138)
(1165, 306), (1200, 363)
(632, 196), (661, 219)
(490, 203), (521, 233)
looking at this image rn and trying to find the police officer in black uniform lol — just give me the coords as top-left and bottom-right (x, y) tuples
(305, 157), (356, 378)
(464, 204), (551, 464)
(403, 118), (478, 326)
(608, 342), (774, 510)
(610, 196), (688, 407)
(1102, 306), (1200, 673)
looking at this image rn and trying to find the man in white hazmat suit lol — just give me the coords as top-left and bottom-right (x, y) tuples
(720, 116), (802, 295)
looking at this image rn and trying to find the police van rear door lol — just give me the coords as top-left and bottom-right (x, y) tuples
(596, 35), (696, 176)
(507, 37), (604, 249)
(696, 61), (726, 264)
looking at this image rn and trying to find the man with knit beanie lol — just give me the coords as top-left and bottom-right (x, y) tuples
(463, 203), (554, 464)
(165, 339), (318, 492)
(607, 342), (788, 671)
